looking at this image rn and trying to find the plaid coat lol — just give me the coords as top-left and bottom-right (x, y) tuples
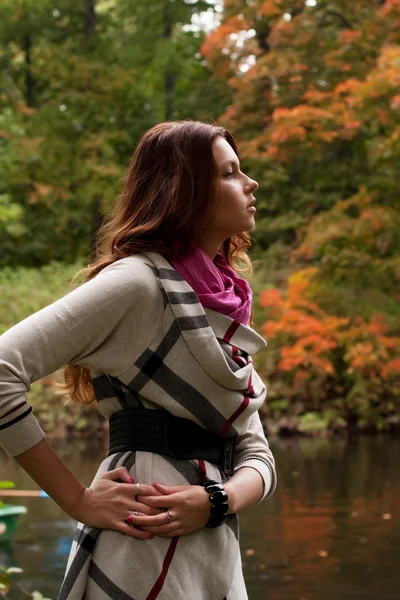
(0, 251), (276, 600)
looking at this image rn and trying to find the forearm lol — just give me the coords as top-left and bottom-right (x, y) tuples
(224, 466), (264, 514)
(15, 438), (85, 519)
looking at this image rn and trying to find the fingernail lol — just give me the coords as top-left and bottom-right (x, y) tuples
(152, 481), (160, 486)
(127, 516), (134, 524)
(128, 476), (135, 483)
(146, 534), (154, 540)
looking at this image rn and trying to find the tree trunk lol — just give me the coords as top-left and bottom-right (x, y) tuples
(23, 33), (34, 107)
(84, 0), (96, 46)
(89, 194), (104, 261)
(163, 0), (175, 120)
(84, 0), (101, 259)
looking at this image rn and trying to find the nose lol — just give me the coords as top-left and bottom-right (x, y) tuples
(245, 176), (258, 194)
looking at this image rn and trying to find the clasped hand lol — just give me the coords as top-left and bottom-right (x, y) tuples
(73, 467), (210, 540)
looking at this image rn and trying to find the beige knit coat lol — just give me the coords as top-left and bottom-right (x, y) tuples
(0, 252), (276, 600)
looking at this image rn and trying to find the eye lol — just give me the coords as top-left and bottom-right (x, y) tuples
(224, 170), (235, 178)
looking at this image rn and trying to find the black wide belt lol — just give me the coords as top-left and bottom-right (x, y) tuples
(108, 409), (237, 475)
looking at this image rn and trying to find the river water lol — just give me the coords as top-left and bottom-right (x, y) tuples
(1, 436), (399, 600)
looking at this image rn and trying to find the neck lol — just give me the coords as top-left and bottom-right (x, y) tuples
(197, 236), (225, 261)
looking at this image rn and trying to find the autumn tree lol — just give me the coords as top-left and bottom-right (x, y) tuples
(204, 0), (400, 431)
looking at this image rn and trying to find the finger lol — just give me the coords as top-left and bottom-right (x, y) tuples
(102, 467), (135, 484)
(128, 512), (170, 528)
(119, 519), (154, 540)
(138, 492), (181, 508)
(152, 482), (189, 494)
(118, 483), (164, 497)
(135, 503), (166, 516)
(133, 483), (166, 497)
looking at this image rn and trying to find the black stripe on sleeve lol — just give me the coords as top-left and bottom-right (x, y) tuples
(0, 406), (32, 430)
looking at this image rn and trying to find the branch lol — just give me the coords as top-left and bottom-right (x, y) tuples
(320, 9), (353, 30)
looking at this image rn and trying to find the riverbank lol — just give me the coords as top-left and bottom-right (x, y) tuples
(28, 375), (400, 440)
(2, 261), (399, 438)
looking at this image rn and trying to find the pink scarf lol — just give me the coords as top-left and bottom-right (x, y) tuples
(170, 246), (252, 325)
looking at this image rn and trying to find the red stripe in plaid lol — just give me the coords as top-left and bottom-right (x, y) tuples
(198, 459), (207, 483)
(247, 367), (254, 396)
(231, 346), (246, 367)
(219, 395), (250, 437)
(146, 537), (179, 600)
(223, 321), (240, 344)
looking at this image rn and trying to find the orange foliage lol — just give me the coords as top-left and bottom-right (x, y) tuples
(380, 0), (400, 16)
(259, 0), (282, 18)
(204, 0), (400, 424)
(260, 288), (283, 308)
(200, 15), (250, 71)
(260, 269), (400, 388)
(261, 269), (349, 379)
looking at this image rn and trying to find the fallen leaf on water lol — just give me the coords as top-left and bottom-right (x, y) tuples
(318, 550), (328, 557)
(245, 548), (255, 556)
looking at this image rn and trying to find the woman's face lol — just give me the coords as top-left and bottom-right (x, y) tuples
(207, 136), (259, 243)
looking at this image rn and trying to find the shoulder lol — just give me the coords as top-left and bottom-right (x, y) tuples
(98, 254), (157, 284)
(38, 254), (163, 327)
(88, 254), (160, 300)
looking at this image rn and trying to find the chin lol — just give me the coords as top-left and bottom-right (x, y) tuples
(227, 220), (256, 237)
(246, 219), (256, 232)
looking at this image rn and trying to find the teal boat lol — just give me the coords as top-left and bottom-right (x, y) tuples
(0, 504), (27, 542)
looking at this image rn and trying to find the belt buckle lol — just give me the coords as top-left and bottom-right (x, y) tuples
(222, 437), (236, 476)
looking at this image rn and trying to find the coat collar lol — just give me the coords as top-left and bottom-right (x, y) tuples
(142, 251), (266, 390)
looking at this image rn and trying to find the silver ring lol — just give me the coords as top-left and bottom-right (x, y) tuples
(133, 510), (139, 517)
(167, 510), (173, 523)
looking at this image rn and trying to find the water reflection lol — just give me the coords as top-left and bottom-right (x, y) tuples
(1, 437), (399, 600)
(241, 437), (400, 600)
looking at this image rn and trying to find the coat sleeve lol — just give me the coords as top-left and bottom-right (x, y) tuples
(233, 410), (277, 501)
(0, 258), (163, 457)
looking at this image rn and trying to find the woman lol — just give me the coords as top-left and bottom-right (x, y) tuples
(0, 121), (276, 600)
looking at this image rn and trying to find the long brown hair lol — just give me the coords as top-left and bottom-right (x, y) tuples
(64, 120), (253, 404)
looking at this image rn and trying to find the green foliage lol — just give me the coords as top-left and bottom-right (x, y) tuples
(0, 262), (107, 439)
(0, 0), (229, 267)
(28, 376), (106, 441)
(0, 262), (83, 333)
